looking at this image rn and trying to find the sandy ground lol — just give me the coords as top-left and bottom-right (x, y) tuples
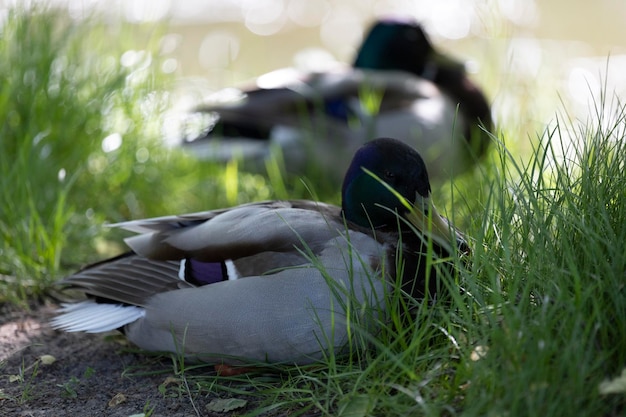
(0, 302), (306, 417)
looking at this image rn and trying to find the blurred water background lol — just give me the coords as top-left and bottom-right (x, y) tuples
(6, 0), (626, 154)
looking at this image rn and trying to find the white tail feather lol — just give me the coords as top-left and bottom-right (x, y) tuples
(50, 300), (145, 333)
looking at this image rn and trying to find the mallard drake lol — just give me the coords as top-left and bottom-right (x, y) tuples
(181, 18), (492, 182)
(52, 138), (468, 365)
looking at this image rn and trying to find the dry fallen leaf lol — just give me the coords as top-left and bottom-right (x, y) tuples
(161, 376), (180, 386)
(470, 345), (489, 361)
(599, 368), (626, 395)
(39, 354), (56, 365)
(108, 392), (127, 407)
(205, 398), (248, 412)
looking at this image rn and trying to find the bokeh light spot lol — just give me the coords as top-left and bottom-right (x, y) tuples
(162, 58), (178, 73)
(199, 31), (240, 69)
(243, 0), (286, 36)
(287, 0), (330, 27)
(102, 133), (123, 153)
(123, 0), (171, 23)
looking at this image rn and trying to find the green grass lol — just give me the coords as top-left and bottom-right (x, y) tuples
(457, 103), (626, 415)
(1, 5), (625, 416)
(0, 5), (335, 304)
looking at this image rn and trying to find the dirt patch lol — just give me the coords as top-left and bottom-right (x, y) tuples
(0, 303), (307, 417)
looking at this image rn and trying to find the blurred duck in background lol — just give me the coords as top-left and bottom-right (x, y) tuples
(181, 17), (493, 183)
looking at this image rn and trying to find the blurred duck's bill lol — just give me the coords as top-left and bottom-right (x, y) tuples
(406, 196), (469, 255)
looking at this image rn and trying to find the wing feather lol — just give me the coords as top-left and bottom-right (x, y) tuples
(58, 254), (187, 306)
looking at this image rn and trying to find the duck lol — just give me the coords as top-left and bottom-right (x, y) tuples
(51, 138), (469, 366)
(180, 18), (492, 183)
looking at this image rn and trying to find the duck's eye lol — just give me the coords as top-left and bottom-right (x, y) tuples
(384, 170), (395, 180)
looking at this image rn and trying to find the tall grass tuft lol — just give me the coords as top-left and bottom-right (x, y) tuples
(0, 6), (167, 301)
(0, 7), (309, 303)
(458, 96), (626, 416)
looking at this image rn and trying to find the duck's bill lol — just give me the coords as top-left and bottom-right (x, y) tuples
(431, 51), (466, 75)
(406, 196), (470, 255)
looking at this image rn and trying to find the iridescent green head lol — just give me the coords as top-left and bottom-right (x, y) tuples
(341, 138), (430, 229)
(342, 138), (468, 255)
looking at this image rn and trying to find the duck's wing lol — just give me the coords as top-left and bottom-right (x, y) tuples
(57, 253), (187, 307)
(196, 69), (436, 123)
(57, 201), (345, 304)
(114, 200), (344, 261)
(182, 69), (443, 170)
